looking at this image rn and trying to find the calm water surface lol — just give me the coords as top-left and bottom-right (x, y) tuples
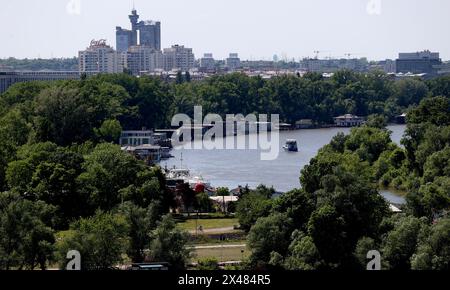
(163, 125), (407, 203)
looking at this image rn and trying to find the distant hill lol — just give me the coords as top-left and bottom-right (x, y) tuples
(0, 57), (78, 71)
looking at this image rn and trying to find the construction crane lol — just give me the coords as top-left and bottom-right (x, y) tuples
(344, 53), (363, 59)
(313, 50), (331, 60)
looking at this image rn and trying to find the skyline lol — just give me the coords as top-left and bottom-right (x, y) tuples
(0, 0), (450, 61)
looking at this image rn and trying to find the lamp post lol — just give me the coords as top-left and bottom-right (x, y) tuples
(195, 210), (199, 236)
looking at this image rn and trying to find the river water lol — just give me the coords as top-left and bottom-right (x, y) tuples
(163, 125), (407, 203)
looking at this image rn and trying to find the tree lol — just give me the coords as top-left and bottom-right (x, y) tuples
(119, 176), (165, 209)
(5, 143), (87, 228)
(392, 79), (429, 108)
(236, 192), (272, 232)
(344, 126), (392, 164)
(381, 216), (428, 270)
(271, 189), (315, 230)
(216, 187), (230, 214)
(316, 167), (389, 248)
(33, 86), (93, 146)
(77, 143), (145, 211)
(117, 202), (159, 263)
(411, 218), (450, 270)
(148, 215), (192, 270)
(56, 211), (128, 270)
(427, 75), (450, 98)
(176, 71), (185, 84)
(177, 183), (197, 215)
(95, 119), (122, 143)
(0, 111), (24, 189)
(196, 192), (213, 213)
(307, 205), (347, 266)
(216, 187), (229, 197)
(407, 96), (450, 126)
(423, 147), (450, 183)
(354, 237), (378, 270)
(247, 213), (293, 266)
(185, 71), (191, 83)
(0, 192), (56, 270)
(407, 177), (450, 220)
(365, 114), (388, 129)
(283, 230), (324, 270)
(126, 77), (172, 129)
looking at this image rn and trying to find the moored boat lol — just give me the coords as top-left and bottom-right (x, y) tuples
(283, 139), (298, 152)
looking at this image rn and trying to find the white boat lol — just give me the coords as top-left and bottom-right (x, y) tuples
(166, 168), (191, 180)
(166, 167), (211, 189)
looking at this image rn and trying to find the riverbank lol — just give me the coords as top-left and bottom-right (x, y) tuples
(163, 125), (407, 198)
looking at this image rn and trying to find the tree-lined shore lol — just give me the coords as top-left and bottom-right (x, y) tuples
(0, 71), (448, 270)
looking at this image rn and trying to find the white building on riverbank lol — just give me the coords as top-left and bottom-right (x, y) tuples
(334, 114), (365, 127)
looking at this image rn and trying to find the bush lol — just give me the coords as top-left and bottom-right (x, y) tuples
(197, 257), (220, 270)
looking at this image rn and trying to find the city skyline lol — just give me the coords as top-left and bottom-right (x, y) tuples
(0, 0), (450, 61)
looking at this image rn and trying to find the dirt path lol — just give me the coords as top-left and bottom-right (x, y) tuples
(188, 226), (236, 234)
(191, 244), (246, 250)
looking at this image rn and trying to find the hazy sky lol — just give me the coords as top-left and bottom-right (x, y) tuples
(1, 0), (449, 60)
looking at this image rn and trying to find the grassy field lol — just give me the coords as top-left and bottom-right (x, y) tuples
(177, 218), (239, 231)
(193, 244), (249, 262)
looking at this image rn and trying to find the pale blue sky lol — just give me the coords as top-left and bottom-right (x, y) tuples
(0, 0), (449, 60)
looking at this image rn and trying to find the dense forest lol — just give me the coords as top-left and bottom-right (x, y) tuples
(0, 57), (79, 71)
(236, 96), (450, 270)
(0, 71), (449, 270)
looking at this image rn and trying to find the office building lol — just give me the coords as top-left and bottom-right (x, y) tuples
(139, 20), (161, 50)
(116, 27), (133, 53)
(163, 45), (195, 71)
(382, 59), (396, 73)
(435, 62), (450, 75)
(127, 45), (164, 75)
(116, 9), (161, 52)
(226, 53), (241, 71)
(300, 58), (368, 73)
(0, 71), (83, 94)
(199, 53), (216, 71)
(396, 50), (442, 75)
(79, 39), (124, 73)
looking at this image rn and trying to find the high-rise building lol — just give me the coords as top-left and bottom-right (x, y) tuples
(199, 53), (216, 71)
(396, 50), (442, 75)
(163, 45), (195, 71)
(116, 9), (161, 52)
(116, 27), (133, 53)
(127, 45), (164, 75)
(226, 53), (241, 71)
(79, 40), (124, 73)
(139, 20), (161, 51)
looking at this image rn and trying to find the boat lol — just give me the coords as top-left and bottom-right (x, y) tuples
(283, 139), (298, 152)
(164, 152), (213, 192)
(165, 167), (212, 191)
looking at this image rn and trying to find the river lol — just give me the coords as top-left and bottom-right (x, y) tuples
(163, 125), (407, 204)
